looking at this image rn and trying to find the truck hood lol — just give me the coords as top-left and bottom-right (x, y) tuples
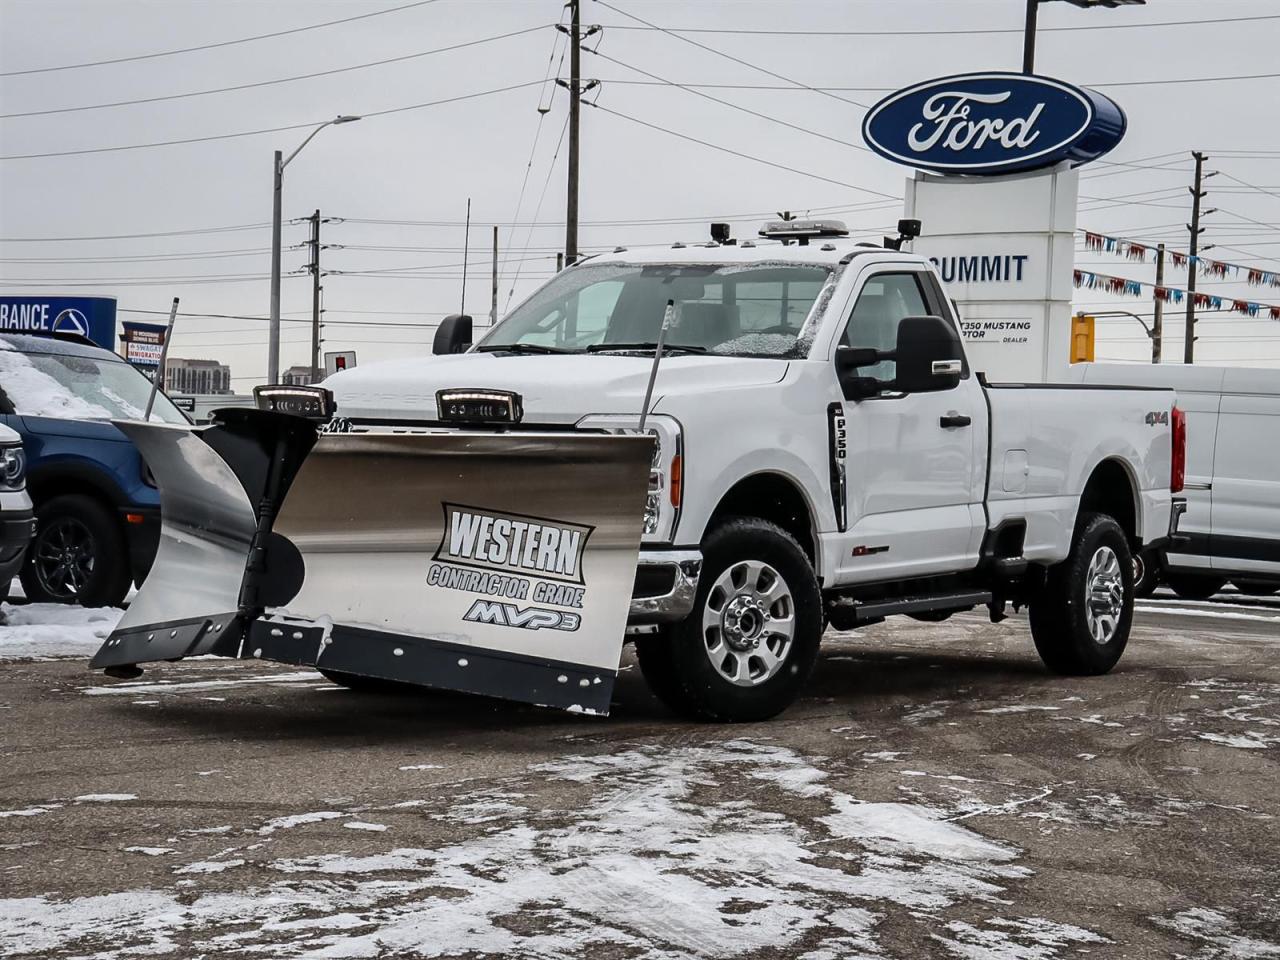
(327, 352), (789, 423)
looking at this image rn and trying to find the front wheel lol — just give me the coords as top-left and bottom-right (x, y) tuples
(20, 494), (131, 607)
(637, 517), (822, 722)
(1029, 513), (1134, 676)
(1133, 550), (1160, 599)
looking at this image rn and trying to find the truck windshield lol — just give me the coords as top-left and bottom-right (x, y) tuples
(479, 262), (834, 358)
(0, 347), (189, 423)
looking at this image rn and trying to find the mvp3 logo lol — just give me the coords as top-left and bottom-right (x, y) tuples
(463, 600), (581, 632)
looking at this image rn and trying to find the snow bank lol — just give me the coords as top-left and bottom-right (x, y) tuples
(0, 602), (122, 660)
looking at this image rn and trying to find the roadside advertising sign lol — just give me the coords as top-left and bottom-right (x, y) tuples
(0, 296), (117, 350)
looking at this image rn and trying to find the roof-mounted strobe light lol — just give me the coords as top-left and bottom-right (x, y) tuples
(757, 219), (849, 246)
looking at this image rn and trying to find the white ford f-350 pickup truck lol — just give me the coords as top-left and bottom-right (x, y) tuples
(320, 219), (1186, 721)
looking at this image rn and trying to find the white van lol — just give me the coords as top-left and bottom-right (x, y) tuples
(1072, 363), (1280, 598)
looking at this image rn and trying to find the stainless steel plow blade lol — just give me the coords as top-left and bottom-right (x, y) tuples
(91, 409), (652, 714)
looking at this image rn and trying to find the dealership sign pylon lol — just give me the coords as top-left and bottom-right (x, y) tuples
(863, 72), (1126, 382)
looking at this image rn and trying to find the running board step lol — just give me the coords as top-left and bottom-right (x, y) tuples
(850, 590), (993, 621)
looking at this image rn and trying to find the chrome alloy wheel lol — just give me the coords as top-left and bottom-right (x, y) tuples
(701, 559), (795, 686)
(1085, 545), (1125, 645)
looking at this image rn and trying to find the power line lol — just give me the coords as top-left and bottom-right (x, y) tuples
(0, 248), (271, 263)
(0, 0), (441, 77)
(595, 0), (868, 110)
(0, 223), (274, 242)
(599, 14), (1280, 38)
(590, 103), (899, 198)
(588, 49), (870, 152)
(0, 80), (545, 161)
(0, 25), (549, 120)
(501, 23), (568, 297)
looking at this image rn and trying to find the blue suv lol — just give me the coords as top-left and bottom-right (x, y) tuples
(0, 333), (189, 606)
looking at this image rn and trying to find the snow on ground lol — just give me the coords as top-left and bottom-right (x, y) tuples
(0, 602), (122, 660)
(0, 740), (1095, 959)
(6, 739), (1260, 959)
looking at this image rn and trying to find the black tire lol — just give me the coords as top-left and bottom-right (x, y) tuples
(637, 517), (823, 722)
(1133, 550), (1160, 599)
(1029, 513), (1134, 676)
(20, 494), (131, 607)
(1231, 580), (1278, 597)
(1166, 573), (1227, 601)
(317, 668), (425, 695)
(633, 628), (686, 710)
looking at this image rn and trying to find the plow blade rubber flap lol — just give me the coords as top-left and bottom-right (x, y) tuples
(258, 432), (652, 714)
(90, 422), (259, 669)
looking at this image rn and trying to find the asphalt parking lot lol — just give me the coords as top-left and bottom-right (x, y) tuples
(1, 595), (1278, 959)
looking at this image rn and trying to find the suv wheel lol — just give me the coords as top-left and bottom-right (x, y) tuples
(1029, 513), (1134, 676)
(635, 517), (822, 722)
(21, 494), (131, 607)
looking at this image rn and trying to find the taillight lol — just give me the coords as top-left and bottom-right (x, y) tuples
(1171, 405), (1186, 494)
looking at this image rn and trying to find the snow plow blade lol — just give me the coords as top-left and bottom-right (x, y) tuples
(91, 408), (653, 714)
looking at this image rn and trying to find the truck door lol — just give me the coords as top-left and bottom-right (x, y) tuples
(832, 268), (985, 583)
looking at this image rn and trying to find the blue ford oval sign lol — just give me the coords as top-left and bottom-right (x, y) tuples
(862, 72), (1126, 175)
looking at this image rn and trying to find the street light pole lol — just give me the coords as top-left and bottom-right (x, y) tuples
(1022, 0), (1040, 74)
(1023, 0), (1146, 75)
(267, 115), (360, 384)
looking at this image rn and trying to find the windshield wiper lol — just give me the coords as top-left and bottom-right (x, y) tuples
(473, 343), (571, 354)
(585, 342), (707, 354)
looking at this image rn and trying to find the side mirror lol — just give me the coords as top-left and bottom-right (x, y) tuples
(835, 346), (889, 401)
(433, 314), (473, 355)
(894, 315), (964, 393)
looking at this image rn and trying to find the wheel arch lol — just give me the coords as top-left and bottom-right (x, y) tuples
(1078, 457), (1140, 547)
(704, 471), (818, 566)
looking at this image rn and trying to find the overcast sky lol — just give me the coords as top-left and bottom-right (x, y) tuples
(2, 0), (1278, 386)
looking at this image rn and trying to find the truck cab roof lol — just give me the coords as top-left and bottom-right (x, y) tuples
(580, 237), (908, 270)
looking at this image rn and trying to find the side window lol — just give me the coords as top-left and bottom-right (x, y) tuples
(839, 272), (930, 381)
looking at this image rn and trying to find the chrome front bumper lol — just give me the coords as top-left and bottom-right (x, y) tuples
(628, 549), (703, 624)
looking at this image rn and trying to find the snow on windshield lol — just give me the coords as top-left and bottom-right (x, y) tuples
(0, 350), (114, 419)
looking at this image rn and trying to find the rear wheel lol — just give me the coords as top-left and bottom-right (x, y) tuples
(1166, 573), (1226, 601)
(1029, 513), (1134, 676)
(1231, 580), (1278, 597)
(636, 517), (822, 722)
(20, 494), (130, 607)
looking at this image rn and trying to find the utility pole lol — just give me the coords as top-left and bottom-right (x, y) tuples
(269, 149), (283, 384)
(568, 0), (583, 267)
(308, 209), (322, 382)
(1184, 151), (1213, 364)
(490, 225), (499, 327)
(1152, 242), (1164, 364)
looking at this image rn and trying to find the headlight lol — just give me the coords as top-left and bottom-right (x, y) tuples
(0, 446), (26, 489)
(577, 414), (683, 543)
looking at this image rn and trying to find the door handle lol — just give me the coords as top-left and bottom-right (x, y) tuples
(939, 414), (971, 428)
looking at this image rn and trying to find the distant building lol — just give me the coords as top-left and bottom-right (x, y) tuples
(165, 358), (231, 395)
(280, 365), (315, 386)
